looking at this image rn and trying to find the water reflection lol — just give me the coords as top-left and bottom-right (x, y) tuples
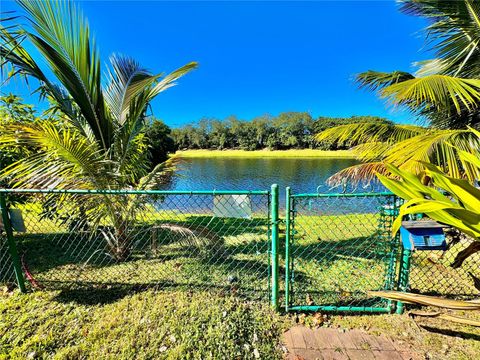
(167, 157), (360, 194)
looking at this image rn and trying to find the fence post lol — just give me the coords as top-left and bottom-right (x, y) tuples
(270, 184), (279, 311)
(396, 248), (412, 314)
(0, 193), (26, 293)
(284, 187), (291, 312)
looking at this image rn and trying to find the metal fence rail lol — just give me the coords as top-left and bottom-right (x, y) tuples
(0, 188), (273, 302)
(285, 190), (400, 312)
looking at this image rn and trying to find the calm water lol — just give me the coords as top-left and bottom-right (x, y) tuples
(156, 157), (391, 213)
(167, 157), (360, 193)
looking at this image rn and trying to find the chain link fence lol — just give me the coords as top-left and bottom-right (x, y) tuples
(285, 192), (400, 312)
(408, 232), (480, 299)
(0, 189), (272, 301)
(2, 187), (478, 309)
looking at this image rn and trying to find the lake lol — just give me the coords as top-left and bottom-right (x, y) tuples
(166, 157), (360, 194)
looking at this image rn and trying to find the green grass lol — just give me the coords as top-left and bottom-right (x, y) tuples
(0, 289), (287, 359)
(173, 149), (355, 158)
(4, 201), (480, 359)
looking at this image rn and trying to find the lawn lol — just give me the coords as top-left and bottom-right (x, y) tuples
(2, 289), (480, 360)
(3, 198), (480, 359)
(0, 289), (287, 359)
(173, 149), (355, 158)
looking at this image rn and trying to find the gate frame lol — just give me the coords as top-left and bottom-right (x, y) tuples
(284, 189), (401, 313)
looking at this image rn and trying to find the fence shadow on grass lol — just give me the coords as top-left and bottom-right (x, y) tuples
(420, 325), (480, 342)
(50, 280), (269, 305)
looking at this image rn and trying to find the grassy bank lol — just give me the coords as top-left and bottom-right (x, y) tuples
(174, 149), (355, 158)
(1, 290), (286, 359)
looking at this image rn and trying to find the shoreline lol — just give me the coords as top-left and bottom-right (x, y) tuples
(173, 149), (355, 158)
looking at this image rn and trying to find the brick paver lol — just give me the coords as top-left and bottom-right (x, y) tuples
(283, 326), (418, 360)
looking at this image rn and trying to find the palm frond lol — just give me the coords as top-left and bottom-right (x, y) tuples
(324, 128), (480, 185)
(316, 122), (427, 147)
(148, 62), (198, 98)
(383, 129), (480, 181)
(15, 0), (111, 149)
(0, 26), (78, 122)
(137, 157), (178, 191)
(0, 122), (110, 189)
(356, 70), (415, 91)
(399, 0), (480, 77)
(369, 291), (480, 310)
(326, 162), (387, 186)
(381, 75), (480, 114)
(104, 54), (159, 126)
(154, 223), (222, 251)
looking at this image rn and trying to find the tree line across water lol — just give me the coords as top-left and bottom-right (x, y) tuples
(169, 113), (391, 151)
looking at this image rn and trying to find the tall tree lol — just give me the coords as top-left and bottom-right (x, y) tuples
(144, 118), (177, 170)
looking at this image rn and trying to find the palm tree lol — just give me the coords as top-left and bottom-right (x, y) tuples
(317, 0), (480, 186)
(0, 0), (197, 259)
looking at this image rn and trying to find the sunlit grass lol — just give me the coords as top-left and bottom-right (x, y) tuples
(0, 290), (287, 359)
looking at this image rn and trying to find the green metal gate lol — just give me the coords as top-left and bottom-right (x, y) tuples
(284, 189), (400, 313)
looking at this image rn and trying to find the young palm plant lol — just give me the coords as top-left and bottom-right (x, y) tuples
(317, 0), (480, 186)
(0, 0), (197, 260)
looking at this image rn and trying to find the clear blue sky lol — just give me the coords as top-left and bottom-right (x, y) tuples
(2, 1), (433, 127)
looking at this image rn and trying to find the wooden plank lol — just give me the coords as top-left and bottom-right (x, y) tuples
(314, 328), (344, 349)
(283, 330), (295, 349)
(292, 348), (324, 360)
(320, 349), (349, 360)
(302, 327), (319, 349)
(373, 336), (396, 351)
(398, 351), (419, 360)
(346, 349), (376, 360)
(337, 331), (357, 349)
(290, 326), (307, 349)
(348, 330), (371, 350)
(359, 334), (381, 351)
(372, 350), (403, 360)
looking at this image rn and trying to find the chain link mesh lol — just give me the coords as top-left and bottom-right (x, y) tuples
(3, 188), (479, 306)
(287, 194), (399, 310)
(2, 190), (271, 301)
(409, 237), (480, 299)
(0, 232), (15, 285)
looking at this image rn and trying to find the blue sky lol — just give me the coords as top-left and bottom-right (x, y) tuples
(2, 1), (434, 127)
